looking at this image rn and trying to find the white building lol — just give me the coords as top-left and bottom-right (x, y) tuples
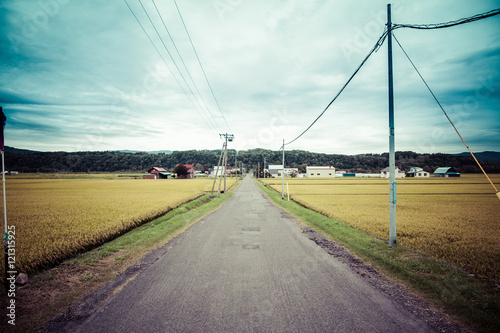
(268, 164), (283, 177)
(306, 166), (336, 178)
(284, 168), (299, 177)
(406, 167), (430, 178)
(380, 167), (406, 178)
(210, 166), (227, 177)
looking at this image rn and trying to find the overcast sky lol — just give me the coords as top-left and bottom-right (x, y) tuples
(1, 0), (499, 154)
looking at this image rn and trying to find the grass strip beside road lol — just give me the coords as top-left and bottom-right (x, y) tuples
(0, 189), (236, 333)
(256, 180), (500, 333)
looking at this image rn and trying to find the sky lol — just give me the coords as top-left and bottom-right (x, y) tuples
(1, 0), (499, 155)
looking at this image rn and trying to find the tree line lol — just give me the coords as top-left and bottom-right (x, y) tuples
(4, 147), (500, 174)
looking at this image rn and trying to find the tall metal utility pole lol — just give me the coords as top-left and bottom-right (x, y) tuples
(387, 4), (397, 247)
(282, 139), (285, 200)
(257, 162), (260, 179)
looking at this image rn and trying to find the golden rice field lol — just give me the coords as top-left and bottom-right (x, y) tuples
(266, 174), (500, 280)
(0, 175), (236, 275)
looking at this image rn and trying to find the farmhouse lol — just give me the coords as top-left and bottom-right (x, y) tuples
(434, 167), (460, 177)
(306, 166), (336, 178)
(185, 164), (196, 179)
(406, 167), (430, 178)
(145, 167), (171, 179)
(268, 164), (284, 177)
(380, 167), (406, 178)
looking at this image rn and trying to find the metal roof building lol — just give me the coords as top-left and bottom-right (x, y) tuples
(433, 167), (460, 177)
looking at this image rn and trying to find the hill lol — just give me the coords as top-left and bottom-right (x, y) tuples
(4, 146), (500, 174)
(455, 151), (500, 161)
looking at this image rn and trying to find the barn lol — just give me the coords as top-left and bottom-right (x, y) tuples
(433, 167), (460, 177)
(146, 167), (171, 179)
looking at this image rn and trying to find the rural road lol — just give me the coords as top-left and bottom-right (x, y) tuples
(73, 176), (435, 332)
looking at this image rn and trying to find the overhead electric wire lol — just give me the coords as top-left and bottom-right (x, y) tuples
(393, 33), (498, 194)
(151, 0), (221, 132)
(392, 8), (500, 30)
(174, 0), (232, 133)
(124, 0), (220, 136)
(137, 0), (223, 134)
(283, 28), (389, 147)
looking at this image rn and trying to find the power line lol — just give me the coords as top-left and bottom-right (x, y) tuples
(173, 0), (232, 133)
(124, 0), (220, 136)
(392, 8), (500, 30)
(393, 33), (498, 194)
(151, 0), (222, 133)
(283, 28), (389, 147)
(137, 0), (223, 134)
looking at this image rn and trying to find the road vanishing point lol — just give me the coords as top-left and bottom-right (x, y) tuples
(73, 176), (435, 332)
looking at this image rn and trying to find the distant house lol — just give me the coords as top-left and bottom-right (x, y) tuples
(406, 167), (430, 178)
(381, 167), (406, 178)
(185, 164), (196, 179)
(145, 167), (171, 179)
(434, 167), (460, 177)
(268, 164), (284, 178)
(306, 166), (336, 178)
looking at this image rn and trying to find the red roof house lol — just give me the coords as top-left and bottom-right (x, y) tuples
(185, 164), (196, 179)
(146, 167), (170, 179)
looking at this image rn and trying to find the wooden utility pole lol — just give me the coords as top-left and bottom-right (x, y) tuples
(211, 142), (225, 198)
(219, 133), (234, 195)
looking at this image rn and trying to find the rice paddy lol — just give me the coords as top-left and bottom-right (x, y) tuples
(0, 175), (236, 275)
(265, 174), (500, 280)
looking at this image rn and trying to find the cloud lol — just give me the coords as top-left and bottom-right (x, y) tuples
(0, 0), (499, 154)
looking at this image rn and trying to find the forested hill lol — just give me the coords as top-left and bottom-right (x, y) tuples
(4, 147), (500, 174)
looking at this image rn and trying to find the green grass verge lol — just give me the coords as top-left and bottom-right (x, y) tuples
(71, 193), (230, 263)
(256, 180), (500, 333)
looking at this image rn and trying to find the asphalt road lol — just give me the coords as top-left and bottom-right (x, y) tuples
(75, 176), (435, 332)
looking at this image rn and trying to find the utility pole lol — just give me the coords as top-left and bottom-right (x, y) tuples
(219, 133), (234, 194)
(217, 142), (225, 197)
(282, 139), (285, 200)
(257, 162), (260, 179)
(263, 157), (266, 186)
(387, 4), (397, 247)
(211, 142), (225, 198)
